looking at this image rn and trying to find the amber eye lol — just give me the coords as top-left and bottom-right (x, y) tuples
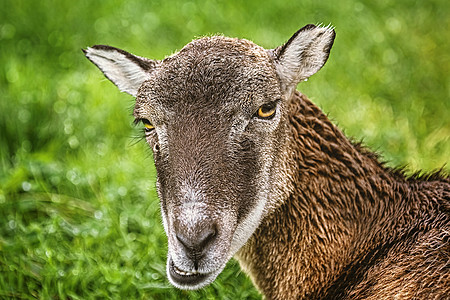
(141, 119), (154, 132)
(257, 102), (277, 119)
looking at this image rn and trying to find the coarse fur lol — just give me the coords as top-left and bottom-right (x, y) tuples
(235, 92), (450, 299)
(84, 24), (450, 299)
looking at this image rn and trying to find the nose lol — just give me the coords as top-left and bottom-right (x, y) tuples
(175, 224), (217, 269)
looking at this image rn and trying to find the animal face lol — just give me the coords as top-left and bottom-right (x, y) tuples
(136, 37), (286, 289)
(84, 24), (335, 289)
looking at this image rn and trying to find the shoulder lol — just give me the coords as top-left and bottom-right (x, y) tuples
(346, 227), (449, 299)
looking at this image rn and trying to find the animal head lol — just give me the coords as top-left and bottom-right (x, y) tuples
(84, 24), (335, 290)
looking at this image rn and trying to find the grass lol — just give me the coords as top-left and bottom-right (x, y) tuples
(0, 0), (448, 298)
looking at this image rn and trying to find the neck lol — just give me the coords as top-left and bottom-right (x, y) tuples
(235, 91), (445, 299)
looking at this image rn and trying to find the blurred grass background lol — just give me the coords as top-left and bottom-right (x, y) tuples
(0, 0), (448, 298)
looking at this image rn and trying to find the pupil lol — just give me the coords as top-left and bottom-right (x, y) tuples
(262, 104), (274, 112)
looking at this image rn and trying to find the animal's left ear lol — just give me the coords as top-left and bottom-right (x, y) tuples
(273, 24), (335, 93)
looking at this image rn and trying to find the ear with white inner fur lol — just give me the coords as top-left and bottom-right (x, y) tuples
(83, 45), (157, 97)
(273, 24), (336, 93)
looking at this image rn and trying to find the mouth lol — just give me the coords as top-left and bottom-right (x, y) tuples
(168, 257), (210, 287)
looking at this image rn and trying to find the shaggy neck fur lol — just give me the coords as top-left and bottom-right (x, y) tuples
(235, 91), (449, 299)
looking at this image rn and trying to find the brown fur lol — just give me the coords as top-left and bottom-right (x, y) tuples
(236, 91), (450, 299)
(84, 25), (449, 299)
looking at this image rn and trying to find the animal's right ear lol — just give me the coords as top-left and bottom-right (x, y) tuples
(83, 45), (157, 97)
(273, 24), (335, 94)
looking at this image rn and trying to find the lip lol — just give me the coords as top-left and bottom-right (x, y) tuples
(168, 257), (210, 286)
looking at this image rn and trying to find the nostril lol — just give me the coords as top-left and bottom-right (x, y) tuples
(176, 224), (217, 254)
(176, 233), (190, 249)
(198, 226), (217, 249)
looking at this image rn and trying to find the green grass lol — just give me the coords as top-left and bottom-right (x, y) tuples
(0, 0), (448, 298)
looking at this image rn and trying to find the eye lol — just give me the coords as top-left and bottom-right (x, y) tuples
(141, 119), (154, 132)
(256, 102), (277, 119)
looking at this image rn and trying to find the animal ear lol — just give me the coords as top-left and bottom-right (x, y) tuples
(83, 45), (157, 97)
(273, 24), (335, 93)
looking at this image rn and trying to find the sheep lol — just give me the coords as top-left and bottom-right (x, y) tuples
(84, 24), (450, 299)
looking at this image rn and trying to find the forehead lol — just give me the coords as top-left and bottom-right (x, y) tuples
(136, 36), (280, 112)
